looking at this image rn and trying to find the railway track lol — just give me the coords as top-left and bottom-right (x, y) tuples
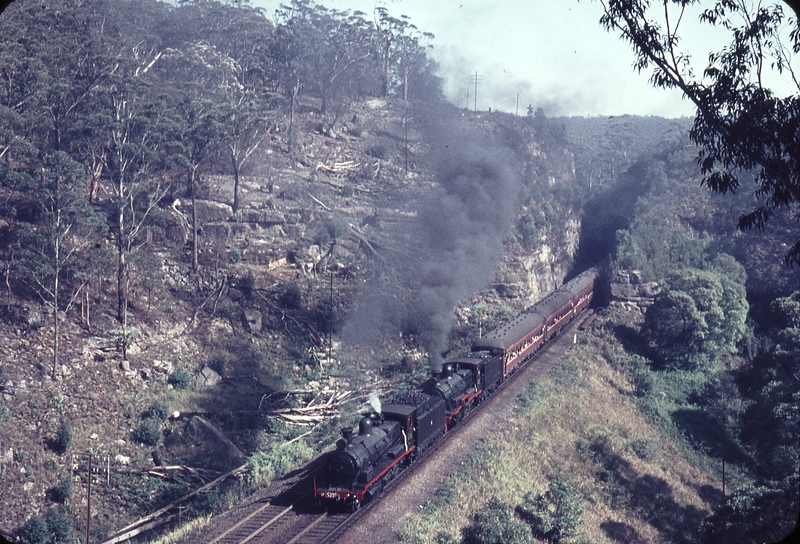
(187, 314), (588, 544)
(187, 458), (354, 544)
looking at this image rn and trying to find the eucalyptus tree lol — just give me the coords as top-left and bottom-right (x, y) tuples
(598, 0), (800, 264)
(643, 261), (748, 370)
(159, 41), (238, 269)
(18, 152), (106, 379)
(91, 62), (173, 355)
(274, 0), (377, 112)
(374, 8), (437, 100)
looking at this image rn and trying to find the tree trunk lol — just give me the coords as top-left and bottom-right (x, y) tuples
(231, 153), (241, 214)
(288, 74), (300, 157)
(189, 168), (198, 271)
(117, 208), (126, 324)
(53, 266), (59, 380)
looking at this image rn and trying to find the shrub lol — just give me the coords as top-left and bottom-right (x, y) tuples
(518, 480), (584, 543)
(144, 402), (169, 422)
(49, 476), (73, 503)
(367, 144), (388, 159)
(54, 420), (72, 453)
(18, 516), (48, 544)
(340, 183), (355, 198)
(132, 418), (162, 446)
(278, 284), (302, 310)
(461, 497), (533, 544)
(629, 437), (657, 461)
(0, 398), (9, 429)
(238, 273), (255, 298)
(44, 508), (72, 542)
(169, 368), (192, 390)
(187, 488), (227, 516)
(325, 217), (349, 240)
(248, 442), (313, 487)
(228, 247), (242, 264)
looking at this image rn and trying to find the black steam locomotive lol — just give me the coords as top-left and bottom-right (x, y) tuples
(314, 268), (598, 510)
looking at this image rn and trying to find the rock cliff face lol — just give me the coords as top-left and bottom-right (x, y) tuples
(609, 270), (661, 313)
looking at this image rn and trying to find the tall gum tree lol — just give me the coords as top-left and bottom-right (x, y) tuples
(19, 151), (106, 379)
(95, 62), (171, 356)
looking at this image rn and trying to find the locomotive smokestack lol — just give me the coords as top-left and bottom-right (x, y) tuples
(341, 427), (353, 442)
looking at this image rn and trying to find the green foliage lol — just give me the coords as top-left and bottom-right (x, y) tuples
(43, 508), (72, 543)
(228, 247), (242, 265)
(0, 397), (9, 429)
(367, 144), (389, 159)
(238, 273), (256, 298)
(49, 476), (73, 503)
(187, 488), (227, 517)
(771, 290), (800, 329)
(18, 515), (48, 544)
(698, 483), (797, 544)
(168, 368), (192, 390)
(643, 263), (748, 371)
(518, 480), (584, 543)
(53, 420), (72, 453)
(278, 283), (303, 310)
(461, 497), (533, 544)
(144, 402), (169, 421)
(132, 418), (162, 446)
(247, 442), (313, 486)
(325, 216), (350, 240)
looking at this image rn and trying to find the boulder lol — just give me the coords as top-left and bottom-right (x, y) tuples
(185, 416), (245, 461)
(194, 365), (222, 387)
(243, 308), (263, 334)
(194, 200), (234, 222)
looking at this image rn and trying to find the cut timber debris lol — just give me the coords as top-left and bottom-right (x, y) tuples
(99, 463), (248, 544)
(316, 160), (358, 174)
(260, 390), (353, 426)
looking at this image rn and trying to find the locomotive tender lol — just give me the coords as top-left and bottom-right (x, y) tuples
(315, 268), (599, 510)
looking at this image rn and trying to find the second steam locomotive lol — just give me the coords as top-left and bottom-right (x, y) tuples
(315, 268), (598, 510)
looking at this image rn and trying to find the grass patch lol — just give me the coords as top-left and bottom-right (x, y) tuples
(399, 333), (728, 544)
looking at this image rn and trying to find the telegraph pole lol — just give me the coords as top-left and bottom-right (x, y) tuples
(469, 72), (482, 112)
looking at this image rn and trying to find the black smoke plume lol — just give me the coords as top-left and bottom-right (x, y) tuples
(412, 108), (519, 371)
(342, 104), (520, 373)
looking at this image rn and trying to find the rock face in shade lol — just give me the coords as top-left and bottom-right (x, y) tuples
(185, 416), (246, 461)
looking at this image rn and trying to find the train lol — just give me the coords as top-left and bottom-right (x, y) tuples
(314, 268), (599, 511)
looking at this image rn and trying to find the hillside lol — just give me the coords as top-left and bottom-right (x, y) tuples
(0, 90), (589, 540)
(1, 0), (798, 541)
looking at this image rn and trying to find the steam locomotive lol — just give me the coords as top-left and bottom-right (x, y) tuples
(314, 268), (599, 510)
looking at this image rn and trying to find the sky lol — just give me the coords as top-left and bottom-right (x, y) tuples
(248, 0), (743, 118)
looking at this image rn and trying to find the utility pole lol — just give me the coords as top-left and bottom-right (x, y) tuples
(72, 452), (110, 544)
(469, 72), (483, 112)
(328, 270), (333, 364)
(516, 92), (520, 117)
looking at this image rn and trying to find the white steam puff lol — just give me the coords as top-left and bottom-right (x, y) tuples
(368, 390), (382, 414)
